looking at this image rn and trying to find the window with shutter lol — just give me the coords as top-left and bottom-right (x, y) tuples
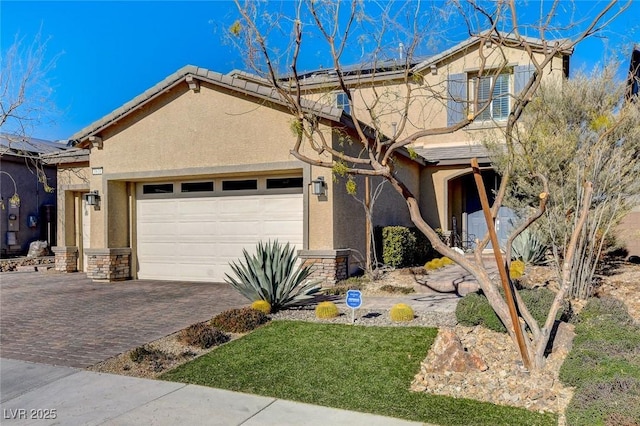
(470, 72), (510, 121)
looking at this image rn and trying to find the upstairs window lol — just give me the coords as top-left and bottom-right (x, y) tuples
(335, 92), (351, 114)
(470, 72), (510, 121)
(447, 65), (535, 126)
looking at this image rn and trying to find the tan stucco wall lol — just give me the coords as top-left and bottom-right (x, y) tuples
(303, 43), (565, 148)
(55, 164), (90, 247)
(81, 81), (341, 252)
(420, 165), (480, 230)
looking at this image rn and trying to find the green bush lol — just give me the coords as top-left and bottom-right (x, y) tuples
(224, 240), (321, 312)
(210, 307), (269, 333)
(456, 292), (506, 332)
(380, 226), (434, 268)
(178, 323), (230, 349)
(564, 377), (640, 426)
(560, 297), (640, 425)
(456, 288), (564, 333)
(571, 296), (634, 327)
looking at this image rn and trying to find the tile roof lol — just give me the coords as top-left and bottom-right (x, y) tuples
(414, 144), (491, 164)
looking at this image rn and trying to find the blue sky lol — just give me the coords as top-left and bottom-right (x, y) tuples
(1, 0), (639, 142)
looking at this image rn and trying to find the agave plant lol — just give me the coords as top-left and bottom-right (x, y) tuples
(511, 228), (548, 265)
(224, 240), (321, 312)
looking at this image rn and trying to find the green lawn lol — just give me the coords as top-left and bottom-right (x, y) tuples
(161, 321), (556, 426)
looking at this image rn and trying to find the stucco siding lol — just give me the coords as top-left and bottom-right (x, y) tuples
(92, 83), (302, 175)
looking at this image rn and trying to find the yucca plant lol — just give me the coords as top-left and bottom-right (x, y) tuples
(511, 228), (548, 265)
(225, 240), (321, 312)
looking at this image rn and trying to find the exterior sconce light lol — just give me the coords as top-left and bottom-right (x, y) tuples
(311, 176), (326, 196)
(84, 190), (101, 206)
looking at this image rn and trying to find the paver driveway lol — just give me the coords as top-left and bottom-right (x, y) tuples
(0, 271), (247, 368)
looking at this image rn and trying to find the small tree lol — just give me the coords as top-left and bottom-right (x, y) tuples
(230, 0), (630, 371)
(1, 31), (60, 192)
(491, 65), (640, 299)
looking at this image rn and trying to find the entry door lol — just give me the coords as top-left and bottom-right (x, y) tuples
(467, 207), (517, 250)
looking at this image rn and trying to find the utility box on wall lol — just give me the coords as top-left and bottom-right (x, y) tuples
(7, 203), (19, 231)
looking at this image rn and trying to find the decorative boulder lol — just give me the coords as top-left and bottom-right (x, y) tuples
(423, 328), (488, 373)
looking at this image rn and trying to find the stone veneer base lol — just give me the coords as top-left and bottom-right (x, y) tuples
(298, 249), (350, 286)
(52, 246), (79, 273)
(84, 248), (132, 281)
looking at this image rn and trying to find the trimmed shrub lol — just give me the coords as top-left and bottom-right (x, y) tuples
(390, 303), (414, 322)
(315, 301), (339, 319)
(211, 307), (269, 333)
(571, 296), (634, 327)
(456, 288), (564, 333)
(380, 226), (434, 268)
(178, 323), (230, 349)
(251, 300), (272, 314)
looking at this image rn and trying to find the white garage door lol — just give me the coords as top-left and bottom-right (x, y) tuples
(136, 193), (303, 282)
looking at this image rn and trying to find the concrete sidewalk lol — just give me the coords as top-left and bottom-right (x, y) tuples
(0, 358), (423, 426)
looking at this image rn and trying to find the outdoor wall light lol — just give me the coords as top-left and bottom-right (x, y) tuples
(84, 190), (101, 206)
(311, 176), (326, 196)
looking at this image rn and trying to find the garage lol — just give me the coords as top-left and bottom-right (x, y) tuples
(135, 177), (304, 282)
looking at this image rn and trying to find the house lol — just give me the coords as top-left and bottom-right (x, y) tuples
(0, 133), (65, 256)
(292, 33), (570, 247)
(46, 34), (569, 284)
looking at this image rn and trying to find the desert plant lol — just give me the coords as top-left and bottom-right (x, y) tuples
(178, 323), (230, 349)
(457, 288), (564, 333)
(425, 257), (447, 271)
(442, 257), (455, 266)
(129, 345), (174, 364)
(210, 307), (269, 333)
(510, 228), (548, 265)
(571, 296), (634, 327)
(225, 240), (321, 312)
(251, 300), (272, 314)
(509, 260), (526, 280)
(315, 301), (339, 319)
(379, 284), (415, 294)
(390, 303), (414, 322)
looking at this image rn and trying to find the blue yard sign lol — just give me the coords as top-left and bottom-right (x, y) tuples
(346, 290), (362, 308)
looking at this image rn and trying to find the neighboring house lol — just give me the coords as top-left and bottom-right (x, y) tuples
(0, 133), (65, 256)
(46, 34), (569, 284)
